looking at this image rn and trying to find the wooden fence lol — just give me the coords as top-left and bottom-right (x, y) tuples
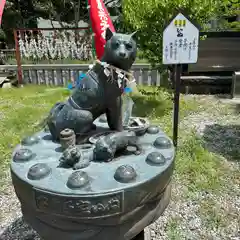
(0, 64), (161, 86)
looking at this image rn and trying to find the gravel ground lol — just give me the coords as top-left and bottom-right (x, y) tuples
(147, 95), (240, 240)
(148, 181), (240, 240)
(0, 95), (239, 240)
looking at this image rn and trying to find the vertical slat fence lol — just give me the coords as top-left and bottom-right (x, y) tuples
(0, 64), (162, 87)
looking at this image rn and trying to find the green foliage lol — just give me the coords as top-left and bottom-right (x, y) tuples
(0, 29), (6, 40)
(131, 86), (172, 119)
(122, 0), (222, 68)
(216, 0), (240, 31)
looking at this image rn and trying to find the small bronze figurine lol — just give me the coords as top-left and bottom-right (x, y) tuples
(93, 130), (142, 162)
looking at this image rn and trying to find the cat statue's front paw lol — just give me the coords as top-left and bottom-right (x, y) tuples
(134, 150), (141, 155)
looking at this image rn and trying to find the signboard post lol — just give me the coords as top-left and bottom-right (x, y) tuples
(162, 12), (200, 147)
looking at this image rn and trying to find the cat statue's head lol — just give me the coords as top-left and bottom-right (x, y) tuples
(101, 28), (137, 71)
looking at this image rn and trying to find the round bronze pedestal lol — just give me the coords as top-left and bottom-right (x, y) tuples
(11, 117), (175, 240)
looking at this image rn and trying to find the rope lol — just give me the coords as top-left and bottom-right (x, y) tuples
(95, 59), (134, 79)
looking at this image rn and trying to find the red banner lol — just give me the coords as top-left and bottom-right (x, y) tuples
(88, 0), (115, 59)
(0, 0), (6, 25)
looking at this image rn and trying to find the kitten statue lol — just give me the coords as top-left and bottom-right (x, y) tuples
(93, 130), (142, 162)
(46, 28), (137, 141)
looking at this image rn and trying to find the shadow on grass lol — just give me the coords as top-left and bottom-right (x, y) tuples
(214, 94), (232, 99)
(203, 124), (240, 162)
(0, 217), (40, 240)
(235, 104), (240, 114)
(213, 95), (240, 115)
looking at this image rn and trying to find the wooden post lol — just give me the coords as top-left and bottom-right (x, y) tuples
(13, 30), (23, 84)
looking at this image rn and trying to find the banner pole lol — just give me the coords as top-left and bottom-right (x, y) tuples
(87, 0), (96, 60)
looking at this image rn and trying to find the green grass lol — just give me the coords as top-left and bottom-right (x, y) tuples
(166, 218), (184, 239)
(0, 86), (70, 183)
(198, 198), (228, 230)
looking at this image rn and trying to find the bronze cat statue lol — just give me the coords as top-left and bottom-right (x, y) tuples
(46, 28), (137, 141)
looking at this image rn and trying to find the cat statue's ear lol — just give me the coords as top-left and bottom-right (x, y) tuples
(130, 31), (137, 37)
(105, 28), (114, 41)
(130, 31), (137, 41)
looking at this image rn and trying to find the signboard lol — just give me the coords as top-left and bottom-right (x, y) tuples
(163, 13), (199, 64)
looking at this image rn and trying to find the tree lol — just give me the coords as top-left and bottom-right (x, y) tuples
(0, 0), (122, 47)
(1, 0), (90, 46)
(122, 0), (222, 68)
(104, 0), (125, 32)
(1, 0), (24, 46)
(19, 0), (38, 28)
(215, 0), (240, 31)
(42, 0), (89, 27)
